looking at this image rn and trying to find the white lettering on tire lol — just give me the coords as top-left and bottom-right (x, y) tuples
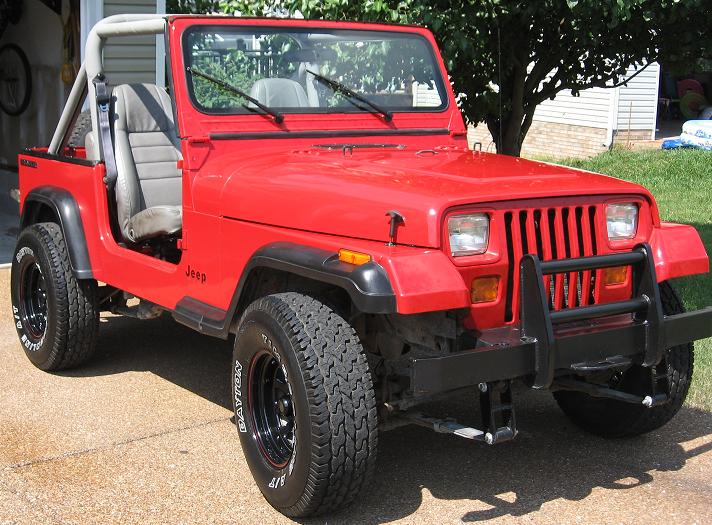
(268, 475), (286, 489)
(20, 333), (43, 352)
(15, 247), (33, 263)
(233, 360), (246, 433)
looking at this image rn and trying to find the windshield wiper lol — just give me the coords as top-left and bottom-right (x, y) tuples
(188, 67), (284, 124)
(306, 69), (393, 122)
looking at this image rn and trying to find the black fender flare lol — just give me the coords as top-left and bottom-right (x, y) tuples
(173, 242), (397, 338)
(20, 187), (93, 279)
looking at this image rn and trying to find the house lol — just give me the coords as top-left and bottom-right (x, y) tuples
(0, 0), (165, 167)
(468, 63), (662, 159)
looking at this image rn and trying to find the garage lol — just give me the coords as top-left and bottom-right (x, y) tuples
(0, 0), (164, 263)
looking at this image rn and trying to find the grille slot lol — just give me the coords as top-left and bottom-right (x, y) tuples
(504, 205), (598, 322)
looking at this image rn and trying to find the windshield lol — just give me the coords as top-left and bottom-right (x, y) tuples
(183, 26), (448, 115)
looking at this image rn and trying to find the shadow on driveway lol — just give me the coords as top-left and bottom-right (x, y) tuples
(63, 314), (712, 524)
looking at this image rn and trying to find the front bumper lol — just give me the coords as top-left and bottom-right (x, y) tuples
(410, 244), (712, 396)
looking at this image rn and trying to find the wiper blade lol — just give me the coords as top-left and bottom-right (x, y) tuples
(188, 67), (284, 124)
(306, 69), (393, 122)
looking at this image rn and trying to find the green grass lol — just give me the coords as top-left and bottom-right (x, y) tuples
(552, 148), (712, 410)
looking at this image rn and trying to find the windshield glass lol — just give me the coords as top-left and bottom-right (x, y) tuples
(183, 26), (448, 115)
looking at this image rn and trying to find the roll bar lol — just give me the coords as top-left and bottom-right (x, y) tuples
(48, 14), (167, 155)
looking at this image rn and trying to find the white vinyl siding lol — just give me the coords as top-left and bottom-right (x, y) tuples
(533, 86), (613, 129)
(412, 82), (443, 107)
(614, 62), (660, 135)
(103, 0), (159, 85)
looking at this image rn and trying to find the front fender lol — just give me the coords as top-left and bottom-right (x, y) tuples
(649, 222), (709, 282)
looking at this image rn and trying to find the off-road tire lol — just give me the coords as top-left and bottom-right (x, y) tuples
(554, 281), (693, 438)
(11, 223), (99, 371)
(232, 292), (378, 517)
(67, 110), (92, 148)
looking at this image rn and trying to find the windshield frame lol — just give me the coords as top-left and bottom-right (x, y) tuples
(181, 24), (450, 117)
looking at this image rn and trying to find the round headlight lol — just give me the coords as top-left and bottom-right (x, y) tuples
(448, 213), (489, 256)
(606, 203), (638, 240)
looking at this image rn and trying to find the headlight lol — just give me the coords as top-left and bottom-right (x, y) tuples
(448, 213), (489, 256)
(606, 203), (638, 240)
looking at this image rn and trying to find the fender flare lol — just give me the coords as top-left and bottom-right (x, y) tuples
(20, 187), (93, 279)
(173, 242), (397, 339)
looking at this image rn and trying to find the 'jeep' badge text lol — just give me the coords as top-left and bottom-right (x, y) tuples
(186, 265), (207, 284)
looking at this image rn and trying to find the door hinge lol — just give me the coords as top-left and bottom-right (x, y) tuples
(177, 231), (187, 251)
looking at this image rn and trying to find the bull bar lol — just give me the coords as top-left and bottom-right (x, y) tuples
(410, 243), (712, 396)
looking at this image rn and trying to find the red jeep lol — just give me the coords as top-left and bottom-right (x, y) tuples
(11, 14), (712, 517)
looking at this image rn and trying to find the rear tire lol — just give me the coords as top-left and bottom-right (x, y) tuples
(10, 223), (99, 371)
(232, 292), (378, 517)
(554, 281), (693, 438)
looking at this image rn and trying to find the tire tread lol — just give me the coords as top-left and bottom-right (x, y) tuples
(242, 292), (377, 517)
(14, 223), (98, 370)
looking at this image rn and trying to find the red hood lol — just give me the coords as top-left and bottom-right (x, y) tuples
(220, 148), (655, 247)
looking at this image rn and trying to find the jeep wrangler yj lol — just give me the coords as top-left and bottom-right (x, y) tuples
(10, 14), (712, 517)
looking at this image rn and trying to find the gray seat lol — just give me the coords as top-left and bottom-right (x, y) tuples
(249, 78), (310, 107)
(111, 83), (183, 243)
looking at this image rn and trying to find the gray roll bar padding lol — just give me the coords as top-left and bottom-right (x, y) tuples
(48, 14), (167, 156)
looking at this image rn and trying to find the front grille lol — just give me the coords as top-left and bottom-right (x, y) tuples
(503, 205), (599, 322)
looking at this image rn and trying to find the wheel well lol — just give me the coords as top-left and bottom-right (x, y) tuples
(19, 190), (94, 279)
(21, 201), (59, 229)
(233, 267), (354, 330)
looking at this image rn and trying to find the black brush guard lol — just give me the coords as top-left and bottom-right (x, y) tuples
(410, 243), (712, 396)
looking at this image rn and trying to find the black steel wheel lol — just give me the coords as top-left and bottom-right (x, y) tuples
(249, 348), (295, 468)
(11, 223), (99, 370)
(17, 255), (48, 340)
(232, 292), (377, 518)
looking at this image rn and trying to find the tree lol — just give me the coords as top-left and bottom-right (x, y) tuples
(215, 1), (708, 156)
(167, 0), (219, 14)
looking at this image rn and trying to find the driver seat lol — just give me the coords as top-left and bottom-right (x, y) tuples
(111, 83), (183, 243)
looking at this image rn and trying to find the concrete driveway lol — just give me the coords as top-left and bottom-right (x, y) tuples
(1, 268), (711, 524)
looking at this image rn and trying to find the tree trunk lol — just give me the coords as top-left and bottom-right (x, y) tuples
(486, 114), (524, 157)
(486, 104), (536, 157)
(486, 56), (529, 157)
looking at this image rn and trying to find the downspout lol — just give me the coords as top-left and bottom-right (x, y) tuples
(604, 83), (619, 150)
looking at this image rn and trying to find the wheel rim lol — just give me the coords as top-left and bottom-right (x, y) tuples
(19, 259), (48, 341)
(248, 348), (295, 468)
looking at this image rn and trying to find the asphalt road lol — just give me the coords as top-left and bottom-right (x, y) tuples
(1, 268), (711, 525)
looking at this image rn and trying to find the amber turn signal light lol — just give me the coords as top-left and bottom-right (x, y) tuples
(471, 276), (499, 303)
(338, 249), (372, 266)
(603, 266), (628, 285)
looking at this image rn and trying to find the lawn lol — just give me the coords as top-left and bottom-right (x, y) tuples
(554, 148), (712, 410)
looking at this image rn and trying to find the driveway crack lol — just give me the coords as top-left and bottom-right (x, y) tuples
(4, 416), (231, 471)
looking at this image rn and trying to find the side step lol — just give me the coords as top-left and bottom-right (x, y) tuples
(404, 413), (486, 441)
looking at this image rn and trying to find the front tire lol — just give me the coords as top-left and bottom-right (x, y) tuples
(232, 292), (378, 517)
(10, 223), (99, 371)
(554, 281), (693, 438)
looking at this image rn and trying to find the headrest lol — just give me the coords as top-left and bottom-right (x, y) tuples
(112, 84), (175, 133)
(249, 78), (309, 108)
